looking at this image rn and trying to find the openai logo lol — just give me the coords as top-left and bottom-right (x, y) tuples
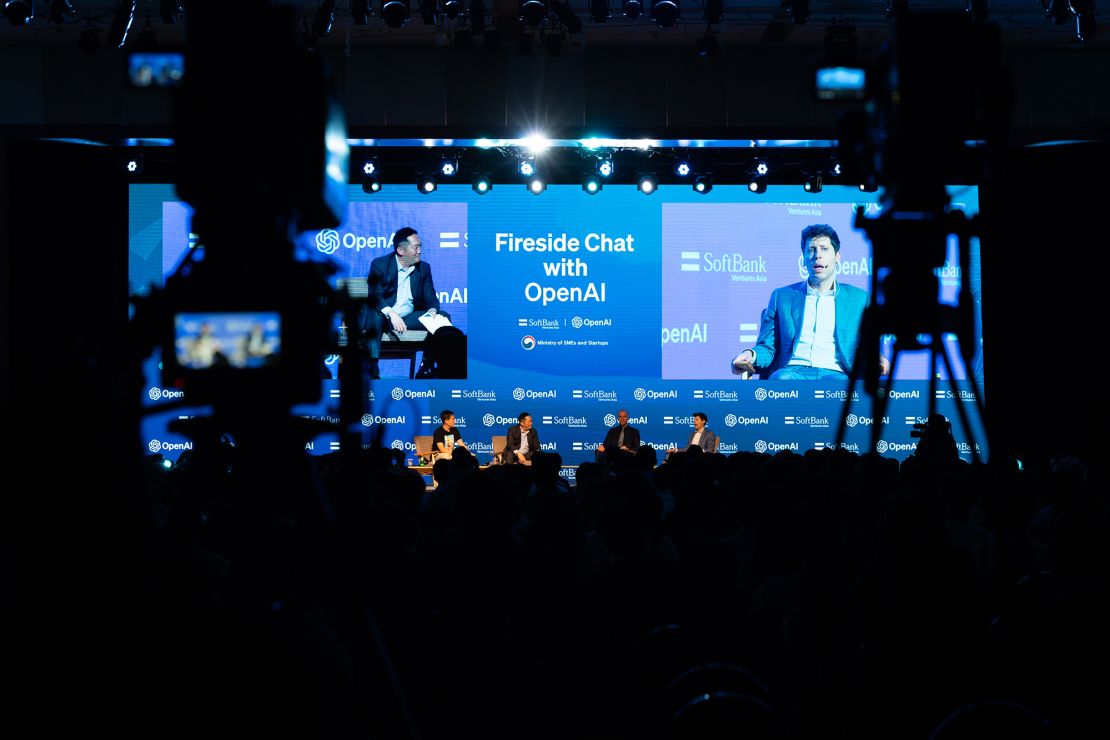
(148, 387), (162, 401)
(755, 440), (768, 453)
(513, 387), (526, 401)
(361, 414), (374, 427)
(754, 388), (768, 401)
(571, 316), (583, 329)
(876, 440), (889, 454)
(324, 354), (339, 366)
(633, 388), (647, 401)
(391, 387), (405, 400)
(798, 255), (810, 280)
(725, 414), (738, 427)
(846, 413), (859, 427)
(604, 414), (617, 427)
(148, 439), (161, 453)
(521, 335), (536, 350)
(390, 440), (404, 450)
(316, 229), (341, 255)
(482, 413), (495, 427)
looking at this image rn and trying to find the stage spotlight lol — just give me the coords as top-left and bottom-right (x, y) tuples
(590, 0), (608, 22)
(703, 0), (722, 23)
(748, 178), (767, 194)
(693, 176), (712, 194)
(520, 0), (546, 26)
(651, 0), (679, 27)
(528, 176), (547, 195)
(470, 0), (485, 33)
(50, 0), (77, 25)
(582, 176), (602, 194)
(443, 0), (463, 18)
(550, 0), (582, 32)
(362, 176), (382, 194)
(597, 157), (613, 177)
(418, 177), (438, 193)
(623, 0), (642, 17)
(754, 160), (769, 176)
(440, 158), (459, 176)
(106, 0), (137, 48)
(4, 0), (33, 25)
(382, 0), (411, 28)
(472, 176), (492, 194)
(675, 161), (691, 177)
(312, 0), (336, 37)
(803, 175), (822, 193)
(352, 0), (370, 24)
(518, 158), (536, 176)
(638, 176), (657, 195)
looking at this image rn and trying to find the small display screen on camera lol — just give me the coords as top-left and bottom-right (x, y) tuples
(174, 312), (281, 370)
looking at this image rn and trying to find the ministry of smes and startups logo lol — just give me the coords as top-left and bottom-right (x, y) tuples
(148, 439), (161, 453)
(521, 335), (536, 350)
(483, 413), (496, 427)
(315, 229), (341, 255)
(754, 388), (768, 401)
(571, 316), (584, 328)
(604, 413), (617, 427)
(513, 387), (526, 401)
(876, 440), (889, 454)
(725, 414), (738, 427)
(633, 388), (647, 401)
(755, 440), (768, 453)
(391, 387), (405, 400)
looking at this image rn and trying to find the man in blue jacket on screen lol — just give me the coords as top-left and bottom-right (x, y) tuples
(731, 224), (889, 380)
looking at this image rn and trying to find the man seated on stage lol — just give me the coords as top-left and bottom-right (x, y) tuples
(596, 408), (640, 463)
(360, 227), (448, 378)
(501, 412), (540, 465)
(432, 409), (467, 460)
(667, 412), (718, 456)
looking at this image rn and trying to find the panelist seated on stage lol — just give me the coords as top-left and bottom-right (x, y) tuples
(500, 412), (540, 465)
(359, 226), (451, 378)
(730, 224), (889, 381)
(667, 412), (718, 456)
(432, 409), (467, 460)
(596, 408), (640, 462)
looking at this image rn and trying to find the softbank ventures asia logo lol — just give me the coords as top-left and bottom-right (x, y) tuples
(693, 389), (739, 402)
(421, 415), (468, 426)
(542, 414), (588, 428)
(314, 229), (392, 255)
(682, 250), (769, 283)
(784, 415), (831, 429)
(815, 389), (860, 400)
(452, 388), (496, 401)
(572, 388), (618, 402)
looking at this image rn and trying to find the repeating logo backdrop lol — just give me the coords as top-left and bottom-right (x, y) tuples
(133, 184), (986, 465)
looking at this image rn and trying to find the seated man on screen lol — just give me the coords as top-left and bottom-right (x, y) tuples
(432, 409), (467, 460)
(731, 224), (890, 380)
(501, 412), (540, 465)
(360, 227), (449, 378)
(667, 412), (717, 457)
(596, 408), (640, 463)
